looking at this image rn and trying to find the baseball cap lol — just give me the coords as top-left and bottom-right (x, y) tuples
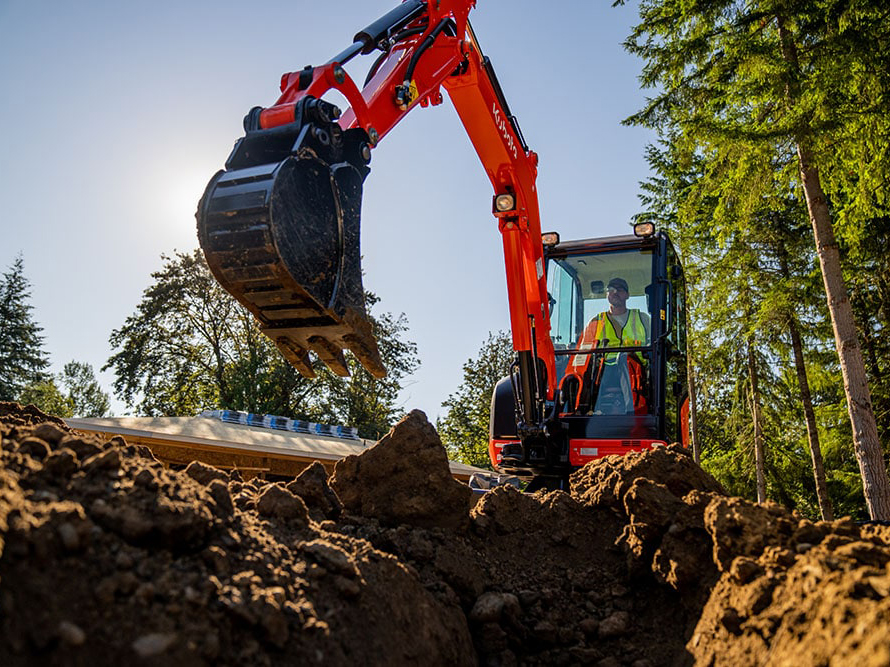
(607, 278), (629, 292)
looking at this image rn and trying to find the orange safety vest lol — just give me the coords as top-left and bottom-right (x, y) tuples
(562, 310), (648, 414)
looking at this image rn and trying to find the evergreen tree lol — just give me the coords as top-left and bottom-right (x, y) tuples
(0, 255), (50, 401)
(843, 216), (890, 449)
(637, 140), (842, 518)
(438, 331), (514, 467)
(624, 0), (890, 518)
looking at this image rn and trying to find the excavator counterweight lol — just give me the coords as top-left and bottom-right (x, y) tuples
(197, 98), (384, 378)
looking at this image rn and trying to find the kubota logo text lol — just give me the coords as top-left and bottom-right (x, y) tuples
(492, 103), (518, 160)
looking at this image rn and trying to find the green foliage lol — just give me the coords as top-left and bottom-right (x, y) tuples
(104, 250), (418, 439)
(843, 215), (890, 446)
(18, 380), (73, 418)
(309, 295), (420, 440)
(437, 331), (514, 468)
(626, 0), (890, 238)
(59, 361), (111, 417)
(18, 362), (113, 419)
(638, 140), (867, 516)
(624, 0), (890, 517)
(0, 255), (50, 400)
(105, 250), (300, 415)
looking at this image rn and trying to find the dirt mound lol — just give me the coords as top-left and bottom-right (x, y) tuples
(0, 401), (68, 429)
(691, 504), (890, 666)
(0, 406), (472, 666)
(330, 410), (473, 531)
(2, 403), (890, 665)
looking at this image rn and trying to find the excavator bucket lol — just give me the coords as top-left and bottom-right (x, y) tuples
(197, 98), (385, 378)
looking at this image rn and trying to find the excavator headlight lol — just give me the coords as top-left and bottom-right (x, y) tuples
(494, 193), (516, 213)
(633, 222), (656, 238)
(541, 232), (560, 247)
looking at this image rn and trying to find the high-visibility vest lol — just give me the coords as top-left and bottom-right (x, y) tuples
(561, 310), (648, 414)
(570, 310), (647, 374)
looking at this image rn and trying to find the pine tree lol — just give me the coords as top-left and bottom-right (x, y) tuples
(637, 139), (842, 517)
(0, 256), (50, 401)
(624, 0), (890, 518)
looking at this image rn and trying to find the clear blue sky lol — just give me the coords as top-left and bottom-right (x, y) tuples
(0, 0), (655, 422)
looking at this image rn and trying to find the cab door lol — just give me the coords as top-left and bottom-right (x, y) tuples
(662, 243), (689, 444)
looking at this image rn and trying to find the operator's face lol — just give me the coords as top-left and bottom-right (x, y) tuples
(607, 286), (628, 308)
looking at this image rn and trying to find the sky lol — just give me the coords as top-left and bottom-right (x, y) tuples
(0, 0), (656, 423)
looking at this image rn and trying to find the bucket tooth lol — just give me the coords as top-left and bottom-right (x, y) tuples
(308, 336), (350, 377)
(342, 312), (387, 379)
(271, 336), (315, 378)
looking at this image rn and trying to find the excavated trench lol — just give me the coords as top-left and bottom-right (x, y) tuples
(2, 401), (890, 666)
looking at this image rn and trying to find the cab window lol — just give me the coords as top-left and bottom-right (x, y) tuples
(546, 248), (654, 350)
(546, 248), (655, 416)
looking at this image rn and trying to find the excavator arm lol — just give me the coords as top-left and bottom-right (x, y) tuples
(197, 0), (555, 432)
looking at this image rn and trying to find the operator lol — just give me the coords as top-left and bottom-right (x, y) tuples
(562, 277), (650, 415)
(594, 277), (651, 348)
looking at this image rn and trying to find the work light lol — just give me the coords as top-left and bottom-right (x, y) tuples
(494, 193), (516, 212)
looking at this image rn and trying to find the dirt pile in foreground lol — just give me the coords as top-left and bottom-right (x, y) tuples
(2, 402), (889, 666)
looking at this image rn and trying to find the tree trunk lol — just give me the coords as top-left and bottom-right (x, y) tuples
(747, 337), (767, 504)
(686, 281), (701, 463)
(778, 17), (890, 520)
(776, 244), (834, 520)
(787, 314), (834, 520)
(797, 145), (890, 519)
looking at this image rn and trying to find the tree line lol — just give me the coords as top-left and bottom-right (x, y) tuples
(6, 0), (888, 519)
(0, 256), (110, 418)
(0, 251), (419, 441)
(3, 246), (503, 459)
(622, 0), (890, 519)
(437, 0), (890, 522)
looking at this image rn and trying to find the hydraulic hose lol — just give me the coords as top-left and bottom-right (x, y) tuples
(363, 25), (429, 87)
(395, 18), (455, 109)
(404, 18), (454, 84)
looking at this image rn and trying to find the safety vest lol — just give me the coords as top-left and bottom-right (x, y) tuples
(571, 310), (647, 373)
(561, 310), (649, 414)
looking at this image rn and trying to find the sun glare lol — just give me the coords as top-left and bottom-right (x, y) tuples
(162, 166), (213, 225)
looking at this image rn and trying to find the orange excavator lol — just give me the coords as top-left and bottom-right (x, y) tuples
(197, 0), (689, 489)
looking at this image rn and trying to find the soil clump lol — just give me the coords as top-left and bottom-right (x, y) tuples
(2, 403), (889, 665)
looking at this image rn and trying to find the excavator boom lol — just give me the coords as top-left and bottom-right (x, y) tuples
(197, 0), (553, 412)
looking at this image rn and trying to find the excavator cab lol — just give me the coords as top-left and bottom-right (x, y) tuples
(550, 246), (655, 418)
(490, 229), (689, 485)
